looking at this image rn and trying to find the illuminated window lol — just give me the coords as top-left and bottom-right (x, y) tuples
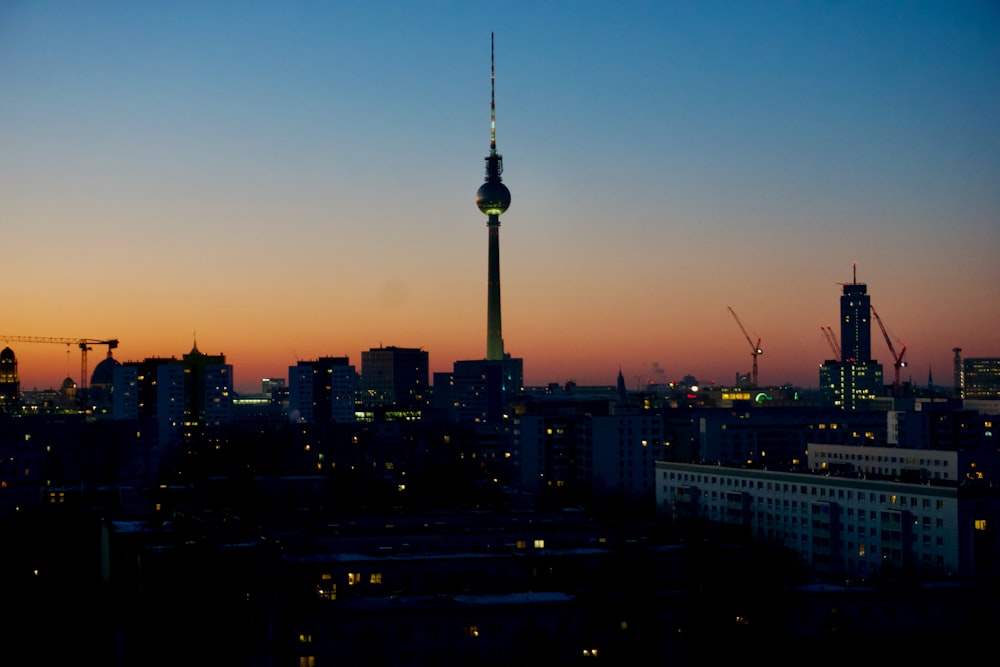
(299, 657), (315, 667)
(976, 519), (988, 531)
(463, 625), (479, 638)
(348, 572), (361, 586)
(534, 539), (545, 549)
(317, 574), (336, 600)
(516, 540), (526, 549)
(299, 634), (312, 644)
(370, 572), (382, 584)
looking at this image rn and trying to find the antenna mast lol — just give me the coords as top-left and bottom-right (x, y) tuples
(490, 32), (496, 154)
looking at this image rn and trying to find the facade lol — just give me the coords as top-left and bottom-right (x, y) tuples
(805, 442), (990, 483)
(442, 357), (523, 425)
(182, 343), (233, 427)
(360, 346), (428, 416)
(820, 267), (889, 410)
(840, 272), (872, 363)
(288, 356), (357, 424)
(819, 360), (885, 411)
(655, 458), (1000, 581)
(963, 357), (1000, 400)
(0, 346), (19, 410)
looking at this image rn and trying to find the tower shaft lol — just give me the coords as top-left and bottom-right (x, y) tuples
(487, 218), (503, 360)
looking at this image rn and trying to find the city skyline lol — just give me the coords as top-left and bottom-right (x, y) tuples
(2, 2), (998, 393)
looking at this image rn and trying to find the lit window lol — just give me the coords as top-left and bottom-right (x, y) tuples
(463, 625), (479, 638)
(370, 572), (382, 584)
(534, 539), (545, 549)
(348, 572), (361, 585)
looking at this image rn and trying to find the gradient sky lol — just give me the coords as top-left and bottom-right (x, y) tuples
(2, 1), (998, 393)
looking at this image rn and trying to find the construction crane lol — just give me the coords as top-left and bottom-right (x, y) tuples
(870, 306), (906, 397)
(821, 325), (841, 360)
(727, 306), (762, 387)
(0, 336), (119, 390)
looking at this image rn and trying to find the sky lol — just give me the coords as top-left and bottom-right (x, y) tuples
(1, 1), (998, 394)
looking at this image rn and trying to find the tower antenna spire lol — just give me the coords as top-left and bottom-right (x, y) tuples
(490, 32), (497, 155)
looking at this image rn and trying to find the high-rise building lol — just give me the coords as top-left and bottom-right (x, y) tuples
(360, 346), (428, 415)
(820, 265), (883, 410)
(0, 346), (20, 410)
(840, 262), (871, 363)
(288, 357), (357, 424)
(183, 342), (233, 427)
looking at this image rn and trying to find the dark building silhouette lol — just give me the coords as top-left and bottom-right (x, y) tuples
(360, 346), (428, 417)
(839, 262), (871, 363)
(288, 356), (357, 423)
(820, 265), (884, 410)
(0, 346), (19, 410)
(88, 349), (120, 415)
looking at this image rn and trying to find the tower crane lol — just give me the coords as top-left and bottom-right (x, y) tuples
(0, 336), (119, 390)
(821, 325), (841, 360)
(727, 306), (762, 387)
(870, 306), (906, 397)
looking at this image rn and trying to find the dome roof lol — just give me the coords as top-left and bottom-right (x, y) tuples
(91, 355), (121, 386)
(0, 347), (15, 361)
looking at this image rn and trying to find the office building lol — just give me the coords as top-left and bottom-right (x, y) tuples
(820, 266), (885, 410)
(0, 346), (19, 410)
(360, 346), (428, 417)
(288, 356), (357, 423)
(962, 357), (1000, 400)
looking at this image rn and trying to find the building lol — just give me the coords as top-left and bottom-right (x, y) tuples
(0, 346), (20, 410)
(439, 357), (523, 425)
(655, 453), (1000, 582)
(359, 346), (428, 418)
(839, 263), (871, 363)
(288, 356), (357, 424)
(182, 342), (233, 427)
(962, 357), (1000, 400)
(88, 349), (121, 415)
(819, 360), (885, 411)
(820, 266), (885, 410)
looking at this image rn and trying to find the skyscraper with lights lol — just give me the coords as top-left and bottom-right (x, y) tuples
(820, 264), (884, 410)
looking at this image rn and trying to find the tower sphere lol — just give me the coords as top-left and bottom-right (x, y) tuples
(476, 180), (511, 217)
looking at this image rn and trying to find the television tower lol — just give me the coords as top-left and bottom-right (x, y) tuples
(475, 32), (512, 361)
